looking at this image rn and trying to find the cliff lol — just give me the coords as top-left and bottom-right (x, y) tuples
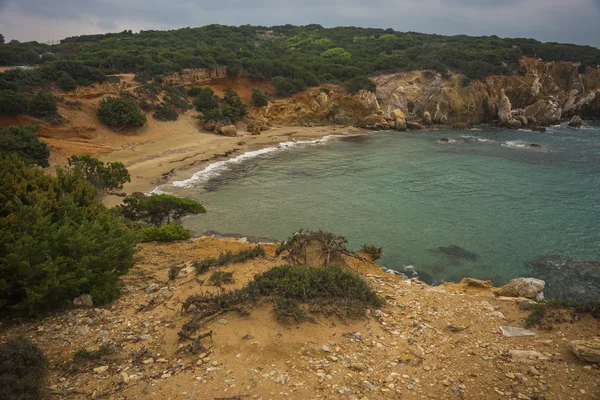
(1, 237), (597, 400)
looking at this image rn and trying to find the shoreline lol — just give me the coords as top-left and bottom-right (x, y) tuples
(102, 120), (368, 207)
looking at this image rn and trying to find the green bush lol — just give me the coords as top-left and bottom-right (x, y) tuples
(153, 104), (178, 121)
(0, 90), (30, 115)
(193, 245), (265, 273)
(0, 155), (137, 316)
(344, 76), (376, 94)
(251, 88), (269, 107)
(72, 345), (113, 362)
(271, 76), (306, 97)
(0, 338), (47, 400)
(209, 271), (234, 286)
(187, 86), (202, 96)
(29, 90), (57, 117)
(97, 94), (146, 131)
(193, 87), (219, 112)
(0, 125), (49, 167)
(222, 88), (247, 121)
(121, 193), (206, 226)
(57, 71), (77, 91)
(67, 154), (130, 197)
(140, 223), (191, 242)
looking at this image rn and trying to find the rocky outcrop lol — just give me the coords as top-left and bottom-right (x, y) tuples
(528, 255), (600, 301)
(162, 67), (227, 86)
(568, 115), (583, 127)
(493, 278), (545, 300)
(218, 124), (237, 137)
(571, 340), (600, 363)
(498, 89), (513, 124)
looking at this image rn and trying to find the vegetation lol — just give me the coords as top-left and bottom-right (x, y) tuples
(271, 76), (306, 97)
(29, 90), (57, 117)
(193, 87), (246, 123)
(276, 229), (349, 265)
(139, 223), (192, 242)
(121, 193), (206, 226)
(0, 155), (137, 316)
(153, 103), (178, 121)
(344, 75), (377, 94)
(208, 271), (235, 286)
(67, 154), (130, 197)
(192, 245), (266, 274)
(97, 94), (147, 131)
(0, 125), (50, 167)
(181, 264), (384, 337)
(251, 88), (269, 107)
(187, 86), (202, 96)
(521, 299), (600, 328)
(360, 244), (383, 261)
(0, 338), (47, 400)
(72, 345), (114, 362)
(193, 87), (219, 112)
(0, 90), (29, 114)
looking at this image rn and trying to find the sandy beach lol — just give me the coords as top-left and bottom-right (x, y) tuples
(101, 113), (367, 206)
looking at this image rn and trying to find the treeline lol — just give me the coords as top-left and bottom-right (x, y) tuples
(1, 25), (599, 96)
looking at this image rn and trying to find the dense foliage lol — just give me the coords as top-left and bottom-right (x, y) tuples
(251, 88), (269, 107)
(194, 87), (246, 123)
(120, 193), (206, 226)
(344, 75), (377, 94)
(139, 223), (191, 242)
(29, 90), (56, 117)
(97, 94), (147, 131)
(153, 103), (178, 121)
(0, 155), (137, 316)
(0, 338), (47, 400)
(2, 25), (599, 97)
(0, 125), (49, 167)
(67, 154), (130, 197)
(0, 89), (29, 114)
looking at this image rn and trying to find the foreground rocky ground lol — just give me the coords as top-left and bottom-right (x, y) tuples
(1, 237), (598, 400)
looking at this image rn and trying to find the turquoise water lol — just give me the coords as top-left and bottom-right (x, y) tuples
(164, 124), (600, 287)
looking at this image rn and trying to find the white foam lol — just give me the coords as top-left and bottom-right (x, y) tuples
(502, 140), (528, 148)
(169, 134), (347, 189)
(460, 135), (495, 143)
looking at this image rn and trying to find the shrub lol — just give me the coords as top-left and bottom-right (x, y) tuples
(29, 90), (57, 117)
(222, 88), (247, 122)
(0, 338), (47, 400)
(153, 104), (178, 121)
(0, 125), (49, 167)
(67, 154), (130, 197)
(192, 245), (265, 273)
(271, 76), (306, 97)
(97, 94), (146, 131)
(140, 223), (191, 242)
(0, 90), (30, 114)
(522, 299), (600, 328)
(121, 193), (206, 226)
(57, 71), (77, 91)
(187, 86), (202, 96)
(208, 271), (234, 286)
(251, 88), (268, 107)
(0, 155), (137, 316)
(274, 297), (306, 323)
(72, 345), (113, 362)
(360, 244), (383, 261)
(344, 76), (376, 94)
(193, 87), (218, 112)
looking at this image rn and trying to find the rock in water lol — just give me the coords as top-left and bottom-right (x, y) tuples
(571, 340), (600, 363)
(423, 111), (433, 125)
(493, 278), (545, 300)
(498, 89), (512, 124)
(568, 115), (583, 128)
(73, 294), (93, 308)
(500, 326), (536, 337)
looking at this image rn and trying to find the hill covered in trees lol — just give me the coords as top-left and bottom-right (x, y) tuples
(1, 24), (600, 95)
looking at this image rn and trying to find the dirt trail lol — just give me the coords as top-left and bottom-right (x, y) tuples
(1, 237), (597, 400)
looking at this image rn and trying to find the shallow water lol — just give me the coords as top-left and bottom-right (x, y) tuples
(163, 124), (600, 289)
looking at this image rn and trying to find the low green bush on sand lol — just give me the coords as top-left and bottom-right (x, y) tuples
(140, 223), (191, 242)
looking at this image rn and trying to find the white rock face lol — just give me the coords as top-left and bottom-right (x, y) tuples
(494, 278), (545, 299)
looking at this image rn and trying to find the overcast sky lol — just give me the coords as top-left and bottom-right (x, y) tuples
(0, 0), (599, 48)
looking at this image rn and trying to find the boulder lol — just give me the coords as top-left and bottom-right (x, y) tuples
(509, 119), (522, 129)
(422, 111), (432, 125)
(493, 278), (545, 300)
(452, 122), (472, 130)
(571, 339), (600, 363)
(392, 109), (407, 131)
(316, 91), (329, 106)
(459, 277), (493, 289)
(218, 124), (237, 137)
(568, 115), (583, 128)
(203, 119), (217, 132)
(394, 120), (407, 131)
(73, 294), (94, 308)
(406, 121), (422, 130)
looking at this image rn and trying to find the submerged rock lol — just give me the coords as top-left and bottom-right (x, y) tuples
(568, 115), (583, 128)
(493, 278), (545, 300)
(431, 245), (479, 263)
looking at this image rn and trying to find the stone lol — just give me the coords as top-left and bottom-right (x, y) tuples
(218, 124), (237, 137)
(350, 363), (367, 372)
(458, 277), (493, 289)
(73, 294), (93, 308)
(494, 278), (545, 299)
(218, 318), (228, 325)
(237, 237), (248, 244)
(509, 349), (546, 361)
(406, 121), (422, 130)
(568, 115), (583, 128)
(120, 372), (130, 383)
(500, 326), (536, 337)
(322, 345), (331, 352)
(571, 340), (600, 363)
(498, 89), (512, 124)
(93, 366), (109, 374)
(422, 111), (432, 125)
(353, 332), (362, 340)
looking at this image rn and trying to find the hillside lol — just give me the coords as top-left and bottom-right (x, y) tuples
(1, 236), (598, 400)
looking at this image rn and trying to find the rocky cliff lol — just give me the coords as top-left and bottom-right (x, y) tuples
(250, 58), (600, 131)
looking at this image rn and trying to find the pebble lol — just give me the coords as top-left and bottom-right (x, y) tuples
(93, 366), (108, 374)
(322, 345), (331, 352)
(218, 318), (228, 325)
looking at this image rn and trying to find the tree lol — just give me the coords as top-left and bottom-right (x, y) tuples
(29, 90), (57, 117)
(222, 87), (247, 121)
(97, 94), (147, 131)
(120, 193), (206, 226)
(153, 103), (178, 121)
(0, 89), (30, 115)
(0, 34), (4, 44)
(251, 88), (269, 107)
(67, 154), (130, 197)
(344, 75), (377, 94)
(0, 125), (49, 167)
(187, 86), (202, 96)
(57, 71), (77, 91)
(271, 76), (306, 97)
(0, 155), (137, 316)
(193, 87), (218, 112)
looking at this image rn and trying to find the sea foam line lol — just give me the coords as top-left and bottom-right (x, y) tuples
(166, 134), (347, 189)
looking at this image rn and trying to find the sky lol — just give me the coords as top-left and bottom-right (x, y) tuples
(0, 0), (599, 48)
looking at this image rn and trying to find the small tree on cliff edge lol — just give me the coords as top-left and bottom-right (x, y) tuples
(67, 154), (130, 198)
(97, 94), (147, 131)
(120, 193), (206, 226)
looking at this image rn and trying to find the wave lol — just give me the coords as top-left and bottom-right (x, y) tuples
(501, 140), (528, 148)
(459, 135), (496, 143)
(168, 134), (349, 189)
